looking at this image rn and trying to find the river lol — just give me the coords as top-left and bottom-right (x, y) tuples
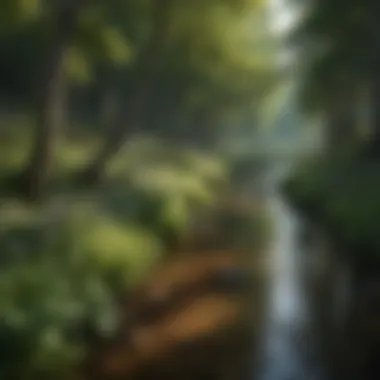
(255, 175), (328, 380)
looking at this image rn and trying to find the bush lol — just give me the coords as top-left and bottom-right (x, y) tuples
(283, 152), (380, 258)
(0, 145), (230, 379)
(0, 225), (119, 379)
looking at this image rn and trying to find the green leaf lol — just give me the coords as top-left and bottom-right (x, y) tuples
(161, 193), (189, 234)
(65, 47), (93, 84)
(0, 0), (42, 32)
(100, 26), (133, 65)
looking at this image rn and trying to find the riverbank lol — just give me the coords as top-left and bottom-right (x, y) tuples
(84, 250), (268, 380)
(74, 187), (270, 380)
(282, 154), (380, 379)
(0, 126), (273, 380)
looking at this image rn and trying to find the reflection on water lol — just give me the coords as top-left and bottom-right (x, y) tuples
(257, 190), (325, 380)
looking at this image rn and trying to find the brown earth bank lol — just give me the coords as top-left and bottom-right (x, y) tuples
(81, 250), (267, 380)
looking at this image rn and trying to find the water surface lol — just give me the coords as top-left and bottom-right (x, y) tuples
(256, 186), (325, 380)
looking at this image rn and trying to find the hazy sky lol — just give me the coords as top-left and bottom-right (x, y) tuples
(269, 0), (300, 68)
(270, 0), (297, 35)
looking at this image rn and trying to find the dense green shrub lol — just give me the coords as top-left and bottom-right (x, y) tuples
(0, 224), (119, 379)
(283, 153), (380, 257)
(0, 146), (230, 378)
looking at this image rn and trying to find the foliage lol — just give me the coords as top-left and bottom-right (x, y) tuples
(0, 0), (277, 136)
(0, 0), (275, 376)
(291, 0), (369, 114)
(283, 152), (380, 257)
(0, 138), (231, 378)
(0, 220), (119, 379)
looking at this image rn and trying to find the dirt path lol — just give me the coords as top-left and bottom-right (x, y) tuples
(84, 251), (266, 380)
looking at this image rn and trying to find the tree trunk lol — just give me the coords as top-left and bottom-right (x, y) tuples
(325, 86), (358, 153)
(369, 1), (380, 155)
(24, 1), (83, 200)
(81, 0), (173, 185)
(99, 83), (119, 129)
(96, 67), (120, 129)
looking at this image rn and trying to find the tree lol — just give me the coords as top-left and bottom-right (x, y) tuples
(291, 0), (371, 152)
(297, 49), (362, 152)
(370, 0), (380, 154)
(0, 0), (134, 199)
(0, 0), (90, 199)
(0, 0), (276, 193)
(24, 1), (86, 199)
(80, 0), (275, 184)
(80, 0), (174, 184)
